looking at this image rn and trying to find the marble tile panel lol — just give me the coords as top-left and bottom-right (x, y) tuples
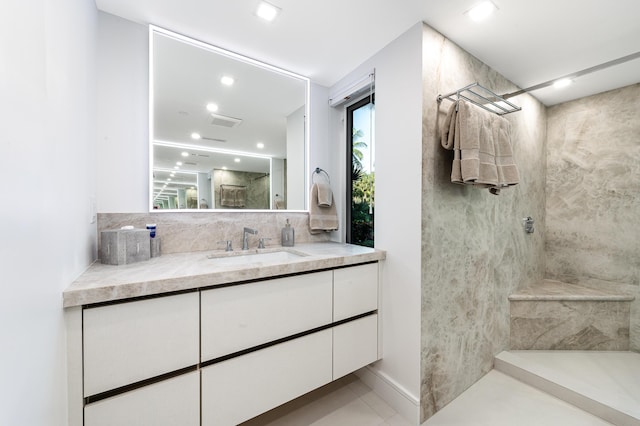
(510, 279), (634, 301)
(63, 242), (385, 307)
(420, 23), (547, 422)
(97, 211), (330, 257)
(545, 83), (640, 351)
(510, 300), (630, 350)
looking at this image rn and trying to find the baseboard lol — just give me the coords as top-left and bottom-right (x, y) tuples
(355, 366), (420, 425)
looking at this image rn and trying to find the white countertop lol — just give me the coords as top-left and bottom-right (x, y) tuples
(63, 242), (385, 307)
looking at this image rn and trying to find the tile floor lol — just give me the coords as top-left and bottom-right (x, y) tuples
(241, 374), (412, 426)
(241, 351), (640, 426)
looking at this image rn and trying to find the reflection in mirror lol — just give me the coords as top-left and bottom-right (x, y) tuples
(150, 26), (309, 211)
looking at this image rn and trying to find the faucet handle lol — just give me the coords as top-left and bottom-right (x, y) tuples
(258, 238), (272, 249)
(218, 240), (233, 251)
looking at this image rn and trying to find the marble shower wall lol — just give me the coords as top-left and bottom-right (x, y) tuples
(420, 24), (547, 421)
(97, 212), (330, 257)
(545, 84), (640, 351)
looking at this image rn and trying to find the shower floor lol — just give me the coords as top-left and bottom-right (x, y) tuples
(495, 351), (640, 424)
(424, 351), (639, 426)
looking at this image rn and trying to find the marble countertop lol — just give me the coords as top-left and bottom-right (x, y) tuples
(63, 242), (385, 308)
(509, 279), (635, 301)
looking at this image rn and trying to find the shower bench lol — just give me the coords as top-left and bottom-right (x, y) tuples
(508, 279), (634, 350)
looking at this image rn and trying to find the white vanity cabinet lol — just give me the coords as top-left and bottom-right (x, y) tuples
(72, 261), (381, 426)
(333, 263), (379, 320)
(201, 330), (333, 425)
(83, 292), (200, 396)
(84, 371), (200, 426)
(201, 271), (333, 360)
(333, 263), (380, 379)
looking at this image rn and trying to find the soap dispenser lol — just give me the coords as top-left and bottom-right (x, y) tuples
(281, 219), (295, 247)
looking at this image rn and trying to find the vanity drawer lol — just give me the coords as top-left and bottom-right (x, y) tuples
(333, 314), (379, 379)
(201, 271), (333, 360)
(333, 263), (379, 321)
(201, 329), (333, 426)
(84, 371), (199, 426)
(83, 292), (199, 396)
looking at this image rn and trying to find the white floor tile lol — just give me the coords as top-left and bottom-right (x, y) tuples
(421, 370), (613, 426)
(507, 350), (640, 419)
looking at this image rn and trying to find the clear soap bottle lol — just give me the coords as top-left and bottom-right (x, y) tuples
(281, 219), (295, 247)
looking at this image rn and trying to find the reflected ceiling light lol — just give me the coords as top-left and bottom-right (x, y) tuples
(256, 1), (281, 22)
(221, 76), (235, 86)
(467, 1), (496, 22)
(176, 161), (183, 166)
(174, 166), (180, 170)
(181, 151), (189, 157)
(170, 173), (175, 177)
(256, 142), (265, 149)
(167, 178), (172, 181)
(234, 158), (241, 163)
(191, 132), (201, 140)
(206, 103), (219, 112)
(222, 166), (228, 170)
(553, 78), (573, 89)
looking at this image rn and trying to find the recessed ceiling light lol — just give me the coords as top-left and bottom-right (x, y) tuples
(167, 178), (172, 182)
(181, 151), (189, 157)
(206, 103), (219, 112)
(256, 142), (265, 149)
(174, 166), (180, 170)
(191, 132), (201, 140)
(553, 78), (573, 89)
(467, 1), (496, 22)
(221, 76), (235, 86)
(176, 161), (183, 166)
(234, 158), (241, 163)
(256, 1), (281, 21)
(170, 173), (176, 177)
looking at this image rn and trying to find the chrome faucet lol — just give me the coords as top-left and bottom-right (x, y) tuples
(242, 227), (258, 250)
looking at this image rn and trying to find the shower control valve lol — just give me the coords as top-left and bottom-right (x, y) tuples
(523, 216), (535, 234)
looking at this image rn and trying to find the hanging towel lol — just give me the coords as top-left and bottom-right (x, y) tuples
(220, 185), (247, 207)
(441, 99), (519, 193)
(235, 186), (246, 207)
(309, 183), (338, 234)
(316, 183), (333, 207)
(220, 185), (235, 207)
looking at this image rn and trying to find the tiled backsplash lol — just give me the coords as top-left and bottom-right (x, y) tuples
(97, 212), (331, 257)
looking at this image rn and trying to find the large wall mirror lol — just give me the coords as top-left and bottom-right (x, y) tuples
(150, 26), (309, 211)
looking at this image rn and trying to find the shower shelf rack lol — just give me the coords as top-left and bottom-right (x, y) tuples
(437, 82), (521, 115)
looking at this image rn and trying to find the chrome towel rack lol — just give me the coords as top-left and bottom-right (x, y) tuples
(312, 167), (330, 184)
(437, 82), (521, 115)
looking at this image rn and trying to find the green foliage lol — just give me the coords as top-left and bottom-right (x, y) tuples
(352, 128), (367, 169)
(350, 127), (374, 247)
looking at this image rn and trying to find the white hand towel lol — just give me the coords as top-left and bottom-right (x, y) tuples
(316, 183), (333, 207)
(309, 184), (338, 233)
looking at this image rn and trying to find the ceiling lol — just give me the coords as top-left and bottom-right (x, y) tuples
(95, 0), (640, 106)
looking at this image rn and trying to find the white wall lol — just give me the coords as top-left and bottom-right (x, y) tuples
(96, 12), (149, 212)
(0, 0), (97, 424)
(286, 105), (306, 209)
(328, 23), (423, 421)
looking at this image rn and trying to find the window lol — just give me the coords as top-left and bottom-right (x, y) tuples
(346, 95), (375, 247)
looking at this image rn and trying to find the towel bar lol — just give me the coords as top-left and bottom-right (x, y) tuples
(437, 82), (521, 115)
(312, 167), (330, 184)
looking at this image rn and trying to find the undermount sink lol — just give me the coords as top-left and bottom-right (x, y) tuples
(206, 248), (309, 266)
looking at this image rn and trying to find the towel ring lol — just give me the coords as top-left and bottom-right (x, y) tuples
(312, 167), (330, 184)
